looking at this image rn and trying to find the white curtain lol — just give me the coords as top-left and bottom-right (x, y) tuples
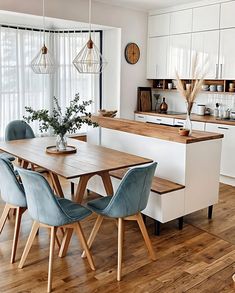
(0, 27), (100, 139)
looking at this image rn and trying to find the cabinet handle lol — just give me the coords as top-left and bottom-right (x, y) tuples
(156, 118), (162, 121)
(216, 64), (219, 79)
(218, 126), (229, 130)
(220, 64), (223, 79)
(156, 65), (157, 78)
(137, 116), (144, 118)
(177, 122), (184, 125)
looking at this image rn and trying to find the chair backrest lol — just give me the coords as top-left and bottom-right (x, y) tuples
(103, 162), (157, 218)
(5, 120), (35, 141)
(18, 168), (72, 226)
(0, 158), (26, 207)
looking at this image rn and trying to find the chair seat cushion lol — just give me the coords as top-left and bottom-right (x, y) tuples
(57, 198), (92, 223)
(0, 153), (15, 162)
(86, 196), (112, 216)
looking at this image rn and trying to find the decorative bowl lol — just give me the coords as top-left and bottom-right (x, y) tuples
(178, 128), (190, 136)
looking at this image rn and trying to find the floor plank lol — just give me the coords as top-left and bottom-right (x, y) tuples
(0, 181), (235, 292)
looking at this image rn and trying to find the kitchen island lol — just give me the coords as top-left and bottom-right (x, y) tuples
(87, 117), (223, 227)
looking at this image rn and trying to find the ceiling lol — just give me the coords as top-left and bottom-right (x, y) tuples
(96, 0), (199, 11)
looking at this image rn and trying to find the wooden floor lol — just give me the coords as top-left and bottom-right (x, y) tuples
(1, 181), (235, 292)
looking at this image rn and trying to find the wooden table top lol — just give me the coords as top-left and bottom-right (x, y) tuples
(93, 116), (223, 144)
(0, 137), (152, 179)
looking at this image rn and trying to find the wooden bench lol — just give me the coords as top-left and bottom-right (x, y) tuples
(109, 168), (185, 235)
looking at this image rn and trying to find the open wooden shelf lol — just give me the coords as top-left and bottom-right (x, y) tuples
(152, 79), (235, 94)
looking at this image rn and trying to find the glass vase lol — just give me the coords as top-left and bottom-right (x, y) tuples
(56, 134), (67, 151)
(184, 111), (192, 136)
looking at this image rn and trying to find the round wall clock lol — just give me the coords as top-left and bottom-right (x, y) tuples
(125, 43), (140, 64)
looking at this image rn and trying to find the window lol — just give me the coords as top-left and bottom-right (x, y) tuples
(0, 26), (101, 139)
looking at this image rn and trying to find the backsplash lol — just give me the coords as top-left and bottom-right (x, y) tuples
(152, 90), (235, 115)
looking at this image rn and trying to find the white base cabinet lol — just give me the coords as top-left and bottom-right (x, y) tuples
(205, 123), (235, 178)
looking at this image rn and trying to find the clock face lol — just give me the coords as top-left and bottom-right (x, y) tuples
(125, 43), (140, 65)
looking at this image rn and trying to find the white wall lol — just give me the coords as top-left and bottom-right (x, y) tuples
(0, 0), (149, 119)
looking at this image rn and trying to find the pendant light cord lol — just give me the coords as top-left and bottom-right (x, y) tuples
(89, 0), (92, 39)
(43, 0), (45, 44)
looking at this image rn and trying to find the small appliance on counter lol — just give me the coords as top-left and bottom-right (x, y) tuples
(197, 104), (206, 116)
(159, 97), (168, 113)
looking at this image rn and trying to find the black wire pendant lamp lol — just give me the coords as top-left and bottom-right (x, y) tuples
(31, 0), (57, 74)
(73, 0), (107, 74)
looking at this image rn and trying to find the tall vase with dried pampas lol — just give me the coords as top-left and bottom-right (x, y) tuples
(176, 54), (206, 135)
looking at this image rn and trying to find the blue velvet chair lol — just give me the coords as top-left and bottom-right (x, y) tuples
(0, 158), (27, 263)
(83, 162), (157, 281)
(5, 120), (35, 141)
(18, 168), (95, 293)
(0, 120), (35, 163)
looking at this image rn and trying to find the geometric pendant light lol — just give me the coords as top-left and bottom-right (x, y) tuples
(73, 0), (107, 74)
(31, 0), (57, 74)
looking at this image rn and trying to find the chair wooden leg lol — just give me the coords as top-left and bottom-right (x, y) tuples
(81, 215), (103, 258)
(11, 207), (26, 263)
(0, 204), (11, 234)
(136, 213), (156, 261)
(74, 222), (95, 271)
(117, 218), (124, 281)
(18, 221), (40, 269)
(58, 228), (74, 258)
(48, 227), (56, 293)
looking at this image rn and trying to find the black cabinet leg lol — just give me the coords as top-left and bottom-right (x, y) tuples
(178, 217), (184, 230)
(208, 205), (213, 219)
(71, 182), (75, 195)
(142, 214), (147, 224)
(154, 220), (161, 236)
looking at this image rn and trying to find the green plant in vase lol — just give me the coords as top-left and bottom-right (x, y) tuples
(24, 93), (98, 151)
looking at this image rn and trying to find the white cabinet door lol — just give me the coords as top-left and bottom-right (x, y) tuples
(220, 1), (235, 29)
(135, 114), (147, 122)
(168, 34), (192, 79)
(205, 123), (235, 178)
(170, 9), (192, 34)
(147, 36), (169, 79)
(191, 30), (220, 79)
(175, 119), (205, 131)
(219, 28), (235, 79)
(148, 14), (170, 37)
(146, 115), (174, 126)
(192, 4), (220, 32)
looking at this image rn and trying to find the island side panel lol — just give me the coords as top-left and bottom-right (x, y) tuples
(100, 128), (187, 185)
(184, 139), (222, 215)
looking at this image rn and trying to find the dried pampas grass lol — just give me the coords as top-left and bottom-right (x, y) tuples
(176, 54), (207, 114)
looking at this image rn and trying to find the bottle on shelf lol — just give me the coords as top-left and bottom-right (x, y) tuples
(159, 97), (168, 114)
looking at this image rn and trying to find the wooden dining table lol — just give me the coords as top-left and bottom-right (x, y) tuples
(0, 137), (152, 202)
(0, 136), (153, 257)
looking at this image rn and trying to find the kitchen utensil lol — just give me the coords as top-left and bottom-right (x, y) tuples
(139, 90), (152, 112)
(217, 85), (223, 92)
(201, 85), (209, 91)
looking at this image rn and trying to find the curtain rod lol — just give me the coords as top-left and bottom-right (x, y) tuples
(0, 24), (102, 34)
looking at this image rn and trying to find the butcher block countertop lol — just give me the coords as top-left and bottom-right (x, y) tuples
(93, 116), (223, 144)
(135, 111), (235, 126)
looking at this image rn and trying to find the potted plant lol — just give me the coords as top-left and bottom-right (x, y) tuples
(24, 93), (98, 151)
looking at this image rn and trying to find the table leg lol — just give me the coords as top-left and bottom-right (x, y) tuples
(21, 160), (29, 169)
(74, 175), (92, 203)
(99, 172), (114, 196)
(49, 172), (64, 198)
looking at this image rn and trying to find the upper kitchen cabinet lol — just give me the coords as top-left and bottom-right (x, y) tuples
(219, 28), (235, 79)
(191, 30), (220, 79)
(192, 4), (220, 32)
(148, 14), (170, 37)
(168, 34), (192, 79)
(147, 36), (169, 79)
(220, 1), (235, 29)
(170, 9), (192, 34)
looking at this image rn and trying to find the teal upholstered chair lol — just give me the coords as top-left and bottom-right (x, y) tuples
(18, 168), (95, 293)
(5, 120), (35, 141)
(0, 158), (27, 263)
(0, 120), (35, 163)
(83, 162), (157, 281)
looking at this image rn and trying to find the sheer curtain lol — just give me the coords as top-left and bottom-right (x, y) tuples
(0, 27), (100, 139)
